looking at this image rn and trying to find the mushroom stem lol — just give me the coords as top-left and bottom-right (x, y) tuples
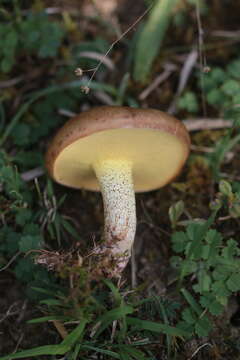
(93, 159), (136, 274)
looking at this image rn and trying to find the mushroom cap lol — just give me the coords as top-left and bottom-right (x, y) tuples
(46, 106), (190, 192)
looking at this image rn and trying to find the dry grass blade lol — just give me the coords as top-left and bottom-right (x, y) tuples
(168, 49), (198, 114)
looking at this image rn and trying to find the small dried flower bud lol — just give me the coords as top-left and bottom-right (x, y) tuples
(203, 66), (211, 73)
(75, 68), (83, 76)
(81, 86), (90, 94)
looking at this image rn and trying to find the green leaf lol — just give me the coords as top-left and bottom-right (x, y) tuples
(212, 265), (231, 281)
(226, 273), (240, 292)
(15, 208), (32, 226)
(126, 316), (190, 337)
(211, 280), (231, 297)
(181, 288), (202, 316)
(61, 218), (80, 240)
(178, 92), (199, 113)
(201, 245), (210, 260)
(81, 345), (120, 359)
(205, 229), (222, 263)
(210, 67), (227, 84)
(0, 345), (66, 360)
(0, 228), (20, 255)
(103, 279), (122, 306)
(222, 79), (240, 96)
(61, 319), (88, 348)
(207, 88), (224, 106)
(182, 308), (196, 325)
(171, 231), (188, 253)
(133, 0), (178, 82)
(119, 345), (146, 360)
(200, 295), (224, 316)
(195, 316), (212, 337)
(94, 305), (134, 338)
(39, 299), (63, 306)
(227, 58), (240, 79)
(197, 270), (211, 293)
(169, 200), (185, 228)
(219, 180), (233, 197)
(28, 315), (69, 324)
(222, 239), (239, 260)
(19, 234), (43, 253)
(14, 258), (36, 282)
(0, 319), (87, 360)
(11, 123), (31, 146)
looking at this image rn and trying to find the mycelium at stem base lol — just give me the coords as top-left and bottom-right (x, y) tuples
(93, 159), (136, 276)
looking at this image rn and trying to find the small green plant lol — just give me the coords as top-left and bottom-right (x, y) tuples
(169, 180), (240, 336)
(0, 151), (79, 299)
(0, 279), (189, 360)
(178, 58), (240, 120)
(0, 11), (65, 73)
(177, 57), (240, 180)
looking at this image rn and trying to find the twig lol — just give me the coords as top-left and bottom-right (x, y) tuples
(183, 118), (232, 131)
(139, 63), (177, 101)
(58, 108), (77, 118)
(110, 320), (117, 343)
(211, 30), (240, 38)
(94, 91), (114, 105)
(17, 300), (28, 323)
(0, 76), (23, 88)
(0, 301), (22, 323)
(51, 320), (68, 339)
(190, 145), (214, 153)
(189, 342), (212, 359)
(21, 167), (44, 182)
(0, 251), (21, 272)
(218, 215), (232, 222)
(79, 2), (154, 90)
(191, 145), (235, 163)
(13, 333), (24, 354)
(78, 51), (115, 71)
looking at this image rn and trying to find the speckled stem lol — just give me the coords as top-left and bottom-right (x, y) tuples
(93, 159), (136, 274)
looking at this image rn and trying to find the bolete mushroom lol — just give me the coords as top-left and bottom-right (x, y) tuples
(46, 106), (190, 277)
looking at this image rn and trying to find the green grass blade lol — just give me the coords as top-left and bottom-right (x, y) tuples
(0, 344), (67, 360)
(103, 279), (122, 305)
(94, 305), (134, 338)
(30, 286), (64, 297)
(82, 345), (121, 359)
(118, 345), (146, 360)
(133, 0), (178, 83)
(61, 218), (80, 240)
(181, 288), (202, 316)
(61, 319), (88, 348)
(28, 315), (69, 324)
(0, 319), (88, 360)
(126, 316), (190, 337)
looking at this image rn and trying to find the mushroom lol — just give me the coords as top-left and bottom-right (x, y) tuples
(46, 106), (190, 277)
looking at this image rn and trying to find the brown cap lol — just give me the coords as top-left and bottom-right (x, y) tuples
(46, 106), (190, 192)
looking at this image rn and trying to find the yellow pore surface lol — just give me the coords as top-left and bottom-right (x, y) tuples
(54, 128), (188, 192)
